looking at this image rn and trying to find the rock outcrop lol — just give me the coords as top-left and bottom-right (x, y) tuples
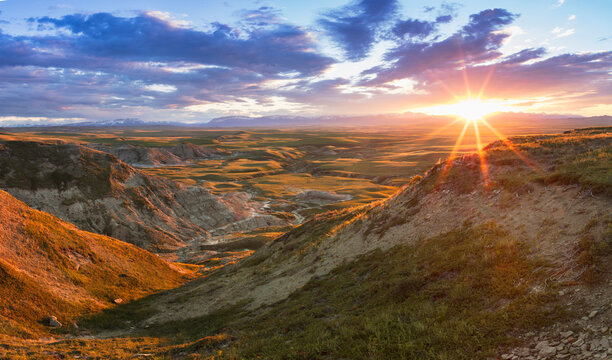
(0, 139), (272, 254)
(85, 142), (228, 167)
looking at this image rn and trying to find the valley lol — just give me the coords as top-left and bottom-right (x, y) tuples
(0, 124), (609, 359)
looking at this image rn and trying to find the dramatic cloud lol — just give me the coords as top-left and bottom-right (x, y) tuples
(31, 12), (332, 76)
(0, 2), (610, 123)
(318, 0), (398, 61)
(363, 9), (517, 84)
(0, 11), (335, 119)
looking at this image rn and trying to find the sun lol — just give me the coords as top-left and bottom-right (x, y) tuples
(449, 99), (498, 122)
(420, 98), (501, 122)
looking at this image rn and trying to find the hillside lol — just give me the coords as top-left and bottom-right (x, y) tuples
(62, 127), (610, 359)
(85, 142), (228, 167)
(0, 137), (287, 257)
(1, 127), (610, 359)
(0, 189), (190, 338)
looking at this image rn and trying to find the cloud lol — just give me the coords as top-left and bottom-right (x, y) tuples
(349, 7), (612, 115)
(0, 5), (610, 121)
(555, 0), (565, 7)
(0, 11), (336, 120)
(552, 27), (575, 37)
(143, 84), (177, 93)
(31, 12), (333, 76)
(362, 8), (518, 85)
(568, 14), (576, 20)
(318, 0), (398, 61)
(502, 47), (547, 64)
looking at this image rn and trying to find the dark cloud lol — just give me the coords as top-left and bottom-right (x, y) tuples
(393, 19), (438, 39)
(363, 8), (517, 84)
(435, 15), (453, 23)
(31, 12), (332, 76)
(502, 47), (546, 64)
(319, 0), (398, 61)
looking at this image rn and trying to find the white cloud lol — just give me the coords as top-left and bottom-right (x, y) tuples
(555, 0), (565, 7)
(185, 96), (310, 116)
(144, 11), (190, 28)
(551, 27), (575, 37)
(568, 14), (576, 20)
(557, 28), (575, 37)
(143, 84), (178, 93)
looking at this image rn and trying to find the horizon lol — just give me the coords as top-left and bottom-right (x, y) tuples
(0, 0), (611, 125)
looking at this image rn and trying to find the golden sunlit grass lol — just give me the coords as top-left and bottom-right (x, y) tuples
(0, 190), (192, 337)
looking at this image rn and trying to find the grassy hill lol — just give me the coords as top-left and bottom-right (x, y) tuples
(0, 189), (193, 338)
(2, 127), (610, 359)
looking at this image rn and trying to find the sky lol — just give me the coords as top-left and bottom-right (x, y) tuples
(0, 0), (610, 125)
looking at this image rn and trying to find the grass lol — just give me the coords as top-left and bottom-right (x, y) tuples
(223, 221), (558, 359)
(75, 221), (558, 359)
(495, 127), (612, 195)
(0, 190), (190, 338)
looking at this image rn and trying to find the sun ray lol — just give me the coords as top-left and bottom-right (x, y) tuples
(472, 120), (489, 186)
(476, 66), (496, 101)
(420, 118), (462, 142)
(436, 120), (470, 185)
(480, 119), (543, 174)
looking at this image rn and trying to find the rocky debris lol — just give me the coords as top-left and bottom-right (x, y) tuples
(499, 312), (612, 359)
(113, 298), (123, 304)
(47, 316), (62, 328)
(500, 328), (612, 359)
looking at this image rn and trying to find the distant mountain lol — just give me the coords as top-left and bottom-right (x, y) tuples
(68, 118), (187, 127)
(204, 113), (451, 128)
(2, 113), (609, 129)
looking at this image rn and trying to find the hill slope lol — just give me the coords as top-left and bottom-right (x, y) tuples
(0, 189), (189, 338)
(0, 138), (285, 256)
(3, 127), (610, 359)
(75, 127), (612, 359)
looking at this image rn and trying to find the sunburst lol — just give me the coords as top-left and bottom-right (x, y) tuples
(421, 68), (540, 189)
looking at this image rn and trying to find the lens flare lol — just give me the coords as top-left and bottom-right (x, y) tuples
(419, 66), (541, 189)
(418, 98), (506, 123)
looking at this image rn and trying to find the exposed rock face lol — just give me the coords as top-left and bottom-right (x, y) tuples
(0, 139), (262, 253)
(85, 142), (228, 167)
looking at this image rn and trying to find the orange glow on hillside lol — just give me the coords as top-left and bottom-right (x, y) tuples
(425, 66), (541, 188)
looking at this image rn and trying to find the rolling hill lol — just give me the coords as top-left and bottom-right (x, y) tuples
(0, 189), (191, 338)
(0, 137), (287, 257)
(1, 127), (609, 359)
(76, 127), (611, 359)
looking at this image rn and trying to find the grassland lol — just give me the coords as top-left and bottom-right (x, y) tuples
(0, 126), (609, 359)
(1, 123), (538, 221)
